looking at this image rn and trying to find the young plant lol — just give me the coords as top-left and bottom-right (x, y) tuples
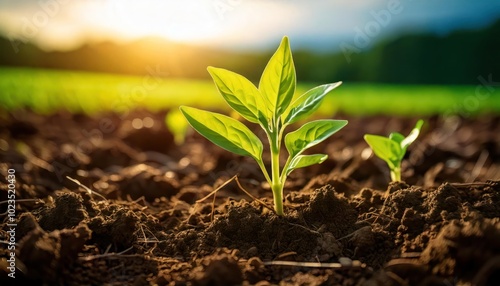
(364, 120), (424, 182)
(166, 109), (189, 145)
(180, 36), (347, 216)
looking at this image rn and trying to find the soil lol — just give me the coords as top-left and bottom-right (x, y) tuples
(1, 109), (499, 285)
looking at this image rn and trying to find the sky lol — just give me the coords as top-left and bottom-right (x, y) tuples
(0, 0), (499, 52)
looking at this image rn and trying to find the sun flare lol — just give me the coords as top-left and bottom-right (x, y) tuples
(88, 0), (228, 42)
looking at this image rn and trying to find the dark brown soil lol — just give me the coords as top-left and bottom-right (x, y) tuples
(1, 109), (499, 285)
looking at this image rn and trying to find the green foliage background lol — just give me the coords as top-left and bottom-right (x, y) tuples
(1, 67), (499, 116)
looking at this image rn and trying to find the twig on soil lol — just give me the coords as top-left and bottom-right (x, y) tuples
(130, 196), (147, 204)
(196, 175), (274, 213)
(263, 260), (365, 269)
(79, 246), (134, 261)
(287, 222), (321, 235)
(337, 226), (372, 241)
(143, 244), (158, 256)
(137, 223), (159, 244)
(108, 262), (126, 273)
(66, 176), (107, 201)
(0, 198), (43, 206)
(196, 175), (236, 203)
(127, 196), (151, 210)
(485, 165), (500, 180)
(385, 271), (409, 286)
(466, 150), (489, 183)
(0, 241), (19, 247)
(211, 188), (217, 222)
(0, 198), (44, 216)
(103, 244), (113, 255)
(234, 176), (274, 212)
(362, 211), (394, 224)
(29, 156), (54, 173)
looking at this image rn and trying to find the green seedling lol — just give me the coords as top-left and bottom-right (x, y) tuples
(364, 120), (424, 182)
(166, 109), (189, 145)
(180, 36), (347, 216)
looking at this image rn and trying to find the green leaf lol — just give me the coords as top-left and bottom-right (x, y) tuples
(363, 134), (401, 169)
(285, 119), (348, 158)
(285, 154), (328, 176)
(207, 66), (266, 124)
(401, 119), (424, 150)
(259, 36), (296, 118)
(180, 106), (263, 162)
(284, 82), (342, 125)
(389, 132), (405, 145)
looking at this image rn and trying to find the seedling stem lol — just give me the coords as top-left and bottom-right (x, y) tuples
(270, 131), (284, 215)
(391, 167), (401, 182)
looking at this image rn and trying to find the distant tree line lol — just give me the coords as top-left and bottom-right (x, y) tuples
(0, 19), (498, 85)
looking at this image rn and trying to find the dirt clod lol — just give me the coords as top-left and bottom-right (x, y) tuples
(16, 223), (91, 282)
(38, 192), (88, 231)
(420, 218), (500, 284)
(193, 252), (243, 286)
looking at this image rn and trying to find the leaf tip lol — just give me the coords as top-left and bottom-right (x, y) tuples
(415, 119), (424, 130)
(319, 154), (328, 163)
(280, 36), (291, 50)
(179, 105), (196, 116)
(206, 66), (216, 74)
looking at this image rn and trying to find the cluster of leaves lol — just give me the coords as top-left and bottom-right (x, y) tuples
(180, 37), (347, 215)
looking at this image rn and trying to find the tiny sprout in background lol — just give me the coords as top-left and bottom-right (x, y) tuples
(364, 120), (424, 182)
(166, 109), (189, 145)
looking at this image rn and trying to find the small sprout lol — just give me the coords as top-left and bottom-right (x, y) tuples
(364, 120), (424, 182)
(180, 36), (347, 215)
(166, 109), (189, 145)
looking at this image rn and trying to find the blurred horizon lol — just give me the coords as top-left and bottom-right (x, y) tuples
(1, 0), (499, 52)
(0, 1), (499, 85)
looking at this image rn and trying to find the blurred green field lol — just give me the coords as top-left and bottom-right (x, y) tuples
(1, 67), (499, 116)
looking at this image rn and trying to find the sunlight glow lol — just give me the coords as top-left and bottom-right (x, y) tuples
(0, 0), (315, 50)
(0, 0), (498, 52)
(88, 0), (228, 42)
